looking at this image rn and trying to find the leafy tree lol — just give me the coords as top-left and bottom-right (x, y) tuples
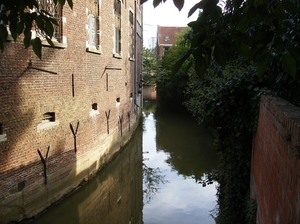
(142, 0), (300, 81)
(184, 58), (265, 223)
(141, 1), (300, 223)
(155, 27), (193, 109)
(0, 0), (73, 58)
(142, 47), (158, 86)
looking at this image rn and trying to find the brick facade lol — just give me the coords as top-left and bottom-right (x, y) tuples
(0, 0), (143, 223)
(156, 26), (185, 59)
(32, 125), (143, 223)
(251, 95), (300, 224)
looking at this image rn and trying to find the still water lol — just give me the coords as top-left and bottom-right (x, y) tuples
(142, 100), (217, 224)
(30, 100), (217, 224)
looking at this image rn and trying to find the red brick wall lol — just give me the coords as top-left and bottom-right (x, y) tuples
(156, 26), (185, 59)
(251, 95), (300, 224)
(0, 0), (143, 223)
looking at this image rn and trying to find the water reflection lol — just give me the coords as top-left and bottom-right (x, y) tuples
(155, 106), (217, 183)
(142, 100), (217, 224)
(143, 164), (169, 204)
(30, 124), (143, 224)
(28, 99), (217, 224)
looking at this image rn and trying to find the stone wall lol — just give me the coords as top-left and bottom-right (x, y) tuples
(251, 95), (300, 224)
(0, 0), (143, 223)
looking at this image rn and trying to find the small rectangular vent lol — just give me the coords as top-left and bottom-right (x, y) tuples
(43, 112), (55, 123)
(92, 103), (98, 110)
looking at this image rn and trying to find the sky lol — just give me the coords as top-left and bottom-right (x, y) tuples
(142, 0), (200, 48)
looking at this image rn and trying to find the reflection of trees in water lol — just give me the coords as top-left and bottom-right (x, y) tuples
(142, 100), (156, 117)
(155, 110), (218, 185)
(196, 171), (217, 187)
(142, 163), (168, 204)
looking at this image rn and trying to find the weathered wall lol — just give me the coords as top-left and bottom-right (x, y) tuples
(251, 95), (300, 224)
(0, 0), (143, 223)
(31, 123), (143, 223)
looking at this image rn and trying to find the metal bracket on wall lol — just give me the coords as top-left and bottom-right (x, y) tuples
(28, 60), (58, 75)
(70, 121), (80, 153)
(107, 191), (112, 214)
(127, 111), (131, 132)
(71, 74), (75, 97)
(101, 63), (122, 77)
(119, 115), (123, 136)
(37, 145), (50, 185)
(105, 110), (110, 134)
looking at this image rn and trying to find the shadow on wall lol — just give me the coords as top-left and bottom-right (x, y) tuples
(29, 122), (144, 224)
(0, 43), (78, 223)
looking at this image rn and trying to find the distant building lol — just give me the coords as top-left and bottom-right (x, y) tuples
(156, 26), (185, 59)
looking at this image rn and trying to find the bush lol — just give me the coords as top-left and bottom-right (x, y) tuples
(184, 58), (269, 223)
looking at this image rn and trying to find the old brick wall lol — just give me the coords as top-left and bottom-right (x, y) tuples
(156, 26), (185, 59)
(251, 95), (300, 224)
(0, 0), (143, 223)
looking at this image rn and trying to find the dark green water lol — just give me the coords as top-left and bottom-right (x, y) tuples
(142, 100), (217, 224)
(30, 99), (217, 224)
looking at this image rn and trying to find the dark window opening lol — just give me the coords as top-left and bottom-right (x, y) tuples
(92, 103), (98, 110)
(129, 10), (134, 58)
(43, 112), (55, 123)
(0, 123), (3, 134)
(114, 0), (121, 54)
(35, 0), (62, 42)
(116, 97), (120, 103)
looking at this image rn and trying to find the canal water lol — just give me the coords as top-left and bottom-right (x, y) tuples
(30, 100), (217, 224)
(142, 100), (217, 224)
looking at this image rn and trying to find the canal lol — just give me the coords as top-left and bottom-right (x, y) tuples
(30, 100), (217, 224)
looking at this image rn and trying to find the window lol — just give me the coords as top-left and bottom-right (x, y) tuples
(116, 97), (121, 107)
(42, 112), (55, 123)
(86, 0), (100, 53)
(0, 123), (7, 143)
(90, 103), (99, 117)
(37, 112), (59, 132)
(129, 10), (134, 59)
(136, 20), (142, 38)
(114, 0), (122, 55)
(34, 0), (63, 43)
(163, 47), (170, 55)
(92, 103), (98, 111)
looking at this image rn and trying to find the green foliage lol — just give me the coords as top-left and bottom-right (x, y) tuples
(183, 58), (270, 223)
(0, 0), (73, 58)
(142, 47), (158, 86)
(155, 27), (192, 109)
(245, 198), (257, 224)
(143, 0), (300, 81)
(142, 1), (300, 223)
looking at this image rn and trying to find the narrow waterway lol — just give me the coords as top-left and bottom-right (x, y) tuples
(142, 100), (217, 224)
(29, 99), (217, 224)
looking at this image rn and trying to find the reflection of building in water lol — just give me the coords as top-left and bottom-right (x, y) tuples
(143, 86), (157, 100)
(31, 124), (143, 224)
(77, 126), (143, 224)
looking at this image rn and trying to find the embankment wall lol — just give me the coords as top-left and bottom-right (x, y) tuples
(252, 95), (300, 224)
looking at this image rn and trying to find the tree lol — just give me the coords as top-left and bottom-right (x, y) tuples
(155, 27), (192, 108)
(142, 0), (300, 79)
(0, 0), (73, 58)
(142, 47), (158, 86)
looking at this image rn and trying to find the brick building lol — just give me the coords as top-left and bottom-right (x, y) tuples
(0, 0), (143, 223)
(156, 26), (185, 59)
